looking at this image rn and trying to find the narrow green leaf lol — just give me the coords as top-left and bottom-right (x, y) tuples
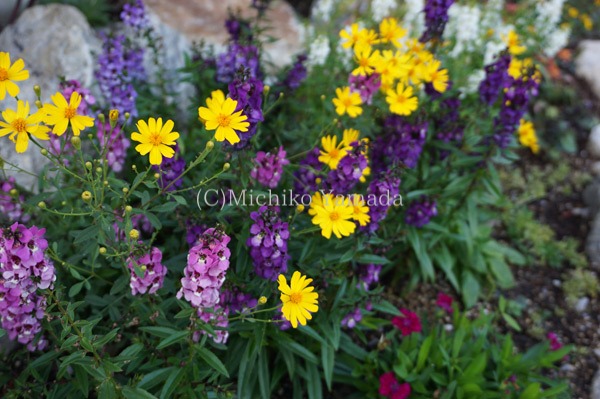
(196, 346), (229, 377)
(156, 331), (189, 350)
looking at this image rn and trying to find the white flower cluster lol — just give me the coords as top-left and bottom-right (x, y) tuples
(307, 35), (331, 68)
(534, 0), (569, 57)
(371, 0), (397, 22)
(446, 5), (482, 57)
(403, 0), (425, 37)
(312, 0), (336, 23)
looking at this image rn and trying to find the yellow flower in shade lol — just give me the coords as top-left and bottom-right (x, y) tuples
(352, 44), (380, 76)
(278, 271), (319, 328)
(349, 194), (370, 227)
(0, 52), (29, 100)
(379, 18), (406, 47)
(342, 128), (360, 147)
(517, 119), (539, 154)
(319, 135), (351, 169)
(374, 50), (411, 85)
(567, 7), (579, 18)
(386, 83), (418, 116)
(198, 90), (249, 145)
(43, 92), (95, 137)
(503, 30), (526, 56)
(0, 100), (49, 153)
(360, 166), (371, 183)
(333, 87), (363, 118)
(131, 117), (180, 165)
(310, 192), (356, 239)
(424, 60), (449, 93)
(581, 14), (593, 31)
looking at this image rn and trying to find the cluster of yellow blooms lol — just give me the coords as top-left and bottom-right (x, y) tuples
(332, 18), (449, 119)
(567, 6), (594, 31)
(307, 128), (371, 239)
(517, 119), (539, 154)
(0, 51), (250, 166)
(501, 31), (541, 154)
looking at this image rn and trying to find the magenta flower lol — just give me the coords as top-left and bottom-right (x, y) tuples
(547, 332), (563, 351)
(127, 247), (167, 295)
(379, 372), (411, 399)
(392, 309), (422, 336)
(436, 292), (454, 313)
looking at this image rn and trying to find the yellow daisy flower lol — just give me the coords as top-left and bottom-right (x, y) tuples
(333, 87), (363, 118)
(379, 17), (407, 47)
(318, 135), (351, 169)
(342, 128), (360, 147)
(43, 92), (95, 137)
(503, 30), (526, 56)
(424, 60), (449, 93)
(198, 90), (249, 145)
(0, 100), (49, 153)
(278, 271), (319, 329)
(0, 52), (29, 100)
(310, 192), (356, 239)
(386, 83), (418, 116)
(352, 44), (380, 76)
(131, 117), (180, 165)
(349, 194), (370, 227)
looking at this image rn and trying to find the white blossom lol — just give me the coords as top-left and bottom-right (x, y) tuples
(307, 35), (331, 68)
(312, 0), (336, 23)
(371, 0), (396, 22)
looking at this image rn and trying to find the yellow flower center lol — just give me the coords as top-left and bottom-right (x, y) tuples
(329, 148), (340, 159)
(290, 292), (303, 304)
(329, 211), (340, 221)
(64, 107), (77, 119)
(395, 94), (406, 104)
(353, 206), (361, 215)
(342, 97), (353, 107)
(0, 68), (8, 81)
(149, 132), (162, 146)
(12, 118), (27, 133)
(359, 57), (370, 68)
(217, 114), (232, 128)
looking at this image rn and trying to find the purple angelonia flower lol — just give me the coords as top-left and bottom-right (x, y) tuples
(247, 206), (290, 280)
(127, 246), (167, 295)
(405, 196), (438, 228)
(250, 146), (289, 188)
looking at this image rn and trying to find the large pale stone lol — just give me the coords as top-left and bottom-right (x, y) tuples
(0, 4), (99, 191)
(144, 0), (305, 70)
(575, 40), (600, 100)
(592, 369), (600, 399)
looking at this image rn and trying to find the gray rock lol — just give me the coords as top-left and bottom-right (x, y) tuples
(575, 297), (590, 313)
(586, 214), (600, 270)
(592, 161), (600, 177)
(0, 4), (99, 191)
(584, 180), (600, 217)
(592, 369), (600, 399)
(589, 125), (600, 159)
(576, 40), (600, 100)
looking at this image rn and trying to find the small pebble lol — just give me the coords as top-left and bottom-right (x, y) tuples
(575, 297), (590, 313)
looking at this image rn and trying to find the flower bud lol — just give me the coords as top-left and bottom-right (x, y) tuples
(99, 247), (107, 255)
(125, 205), (133, 213)
(34, 100), (43, 109)
(122, 187), (129, 194)
(154, 173), (160, 179)
(71, 136), (81, 150)
(9, 188), (18, 197)
(33, 85), (41, 97)
(223, 163), (230, 172)
(103, 180), (109, 186)
(40, 148), (48, 156)
(38, 201), (46, 209)
(205, 141), (214, 151)
(96, 167), (102, 174)
(85, 161), (92, 170)
(124, 112), (131, 120)
(129, 229), (140, 240)
(97, 113), (105, 123)
(82, 191), (92, 202)
(296, 204), (305, 213)
(320, 94), (326, 101)
(258, 296), (267, 305)
(140, 265), (147, 272)
(109, 109), (119, 127)
(263, 85), (270, 94)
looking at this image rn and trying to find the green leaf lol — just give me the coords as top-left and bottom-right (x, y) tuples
(98, 380), (117, 399)
(94, 328), (119, 348)
(489, 258), (515, 288)
(372, 300), (402, 316)
(138, 367), (175, 390)
(286, 341), (318, 364)
(417, 335), (433, 371)
(306, 362), (323, 399)
(356, 254), (390, 264)
(69, 281), (85, 297)
(0, 328), (5, 339)
(461, 353), (486, 379)
(196, 346), (229, 377)
(152, 201), (179, 213)
(160, 368), (185, 399)
(502, 313), (522, 332)
(321, 345), (335, 391)
(122, 386), (158, 399)
(520, 383), (541, 399)
(461, 272), (481, 308)
(139, 326), (178, 338)
(156, 331), (189, 350)
(258, 349), (270, 399)
(73, 365), (89, 397)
